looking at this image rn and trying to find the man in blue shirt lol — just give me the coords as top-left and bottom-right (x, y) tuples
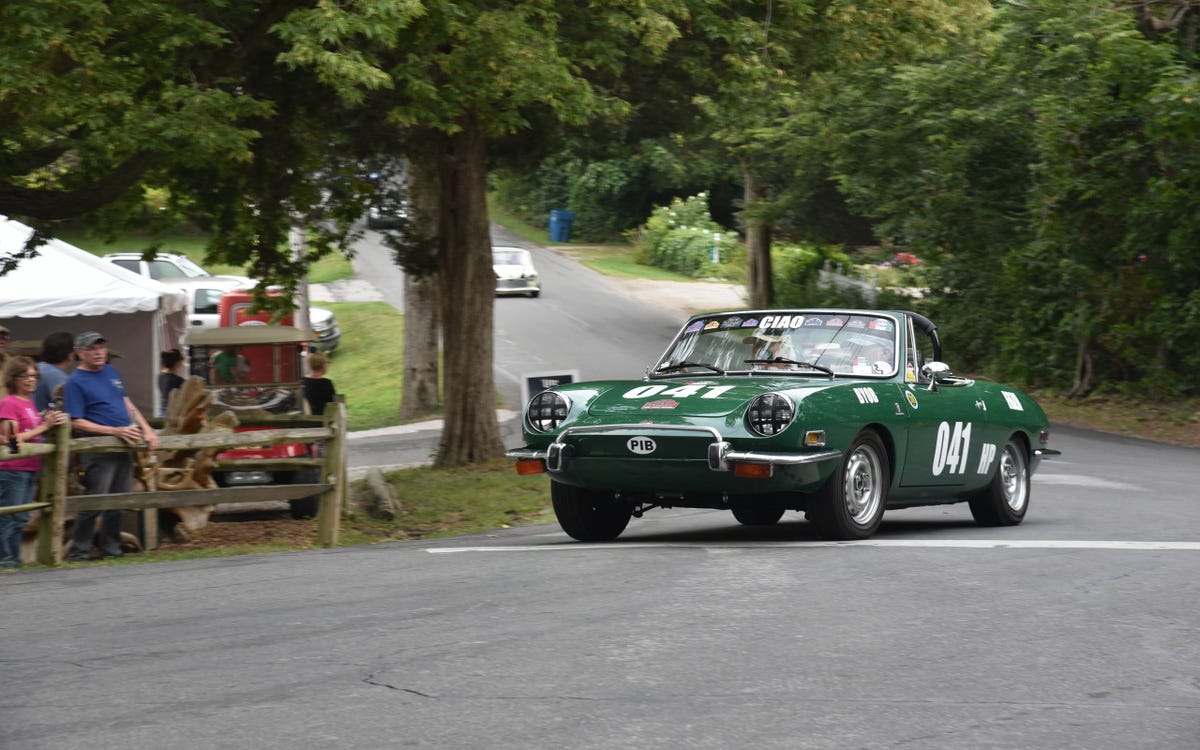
(64, 331), (159, 561)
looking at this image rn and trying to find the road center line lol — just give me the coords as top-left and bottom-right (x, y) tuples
(428, 539), (1200, 553)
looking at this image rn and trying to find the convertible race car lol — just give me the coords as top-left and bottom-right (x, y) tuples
(507, 308), (1061, 541)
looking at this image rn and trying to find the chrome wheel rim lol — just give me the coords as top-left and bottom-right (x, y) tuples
(843, 444), (883, 524)
(999, 444), (1028, 513)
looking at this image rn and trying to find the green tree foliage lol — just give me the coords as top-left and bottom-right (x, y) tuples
(820, 0), (1200, 397)
(492, 140), (733, 241)
(0, 0), (423, 308)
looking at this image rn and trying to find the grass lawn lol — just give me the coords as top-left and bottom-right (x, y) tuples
(320, 302), (406, 431)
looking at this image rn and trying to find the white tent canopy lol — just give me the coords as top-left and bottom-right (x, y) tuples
(0, 217), (186, 317)
(0, 216), (188, 415)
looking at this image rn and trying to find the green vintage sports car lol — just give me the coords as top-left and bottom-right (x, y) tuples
(508, 308), (1061, 542)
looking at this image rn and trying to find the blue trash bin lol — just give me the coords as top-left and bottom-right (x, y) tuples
(548, 209), (574, 243)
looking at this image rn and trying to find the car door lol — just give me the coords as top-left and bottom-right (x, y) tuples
(898, 380), (991, 488)
(188, 287), (224, 329)
(896, 313), (995, 489)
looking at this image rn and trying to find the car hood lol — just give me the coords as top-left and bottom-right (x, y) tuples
(494, 263), (534, 280)
(573, 378), (836, 419)
(310, 306), (334, 326)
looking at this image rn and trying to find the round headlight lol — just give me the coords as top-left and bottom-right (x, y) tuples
(746, 393), (795, 436)
(527, 391), (571, 432)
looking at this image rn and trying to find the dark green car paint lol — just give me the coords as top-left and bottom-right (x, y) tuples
(509, 308), (1059, 538)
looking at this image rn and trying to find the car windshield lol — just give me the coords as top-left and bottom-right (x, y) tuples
(493, 250), (526, 266)
(656, 311), (900, 377)
(175, 256), (213, 277)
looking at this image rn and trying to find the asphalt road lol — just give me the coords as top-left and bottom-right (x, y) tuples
(341, 225), (687, 470)
(3, 230), (1198, 749)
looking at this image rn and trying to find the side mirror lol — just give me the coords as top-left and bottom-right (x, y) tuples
(921, 361), (953, 391)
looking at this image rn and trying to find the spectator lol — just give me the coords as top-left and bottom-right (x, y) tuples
(0, 356), (68, 568)
(158, 348), (185, 416)
(302, 352), (337, 416)
(64, 331), (159, 562)
(210, 345), (248, 384)
(35, 331), (75, 411)
(0, 323), (9, 354)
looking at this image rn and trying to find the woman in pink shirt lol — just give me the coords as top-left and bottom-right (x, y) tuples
(0, 356), (67, 569)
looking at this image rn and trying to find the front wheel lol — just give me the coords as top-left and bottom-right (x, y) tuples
(968, 437), (1029, 526)
(551, 482), (632, 541)
(806, 430), (889, 540)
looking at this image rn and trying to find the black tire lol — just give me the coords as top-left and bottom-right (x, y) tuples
(550, 482), (632, 541)
(530, 290), (540, 298)
(968, 437), (1029, 526)
(806, 430), (889, 540)
(289, 496), (319, 520)
(286, 468), (322, 520)
(731, 504), (786, 526)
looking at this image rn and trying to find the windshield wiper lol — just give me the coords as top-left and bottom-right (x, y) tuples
(652, 361), (726, 377)
(743, 358), (835, 377)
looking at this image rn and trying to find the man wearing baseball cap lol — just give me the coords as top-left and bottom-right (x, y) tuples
(63, 331), (159, 561)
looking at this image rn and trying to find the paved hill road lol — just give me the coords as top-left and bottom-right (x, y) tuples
(316, 225), (745, 470)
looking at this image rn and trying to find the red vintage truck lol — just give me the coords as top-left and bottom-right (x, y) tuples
(184, 319), (322, 519)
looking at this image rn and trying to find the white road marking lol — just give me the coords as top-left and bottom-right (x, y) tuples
(430, 539), (1200, 553)
(1033, 474), (1145, 491)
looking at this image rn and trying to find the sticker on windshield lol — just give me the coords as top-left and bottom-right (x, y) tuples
(757, 314), (806, 329)
(684, 321), (704, 334)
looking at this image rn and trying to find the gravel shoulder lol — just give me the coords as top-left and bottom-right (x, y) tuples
(612, 277), (747, 319)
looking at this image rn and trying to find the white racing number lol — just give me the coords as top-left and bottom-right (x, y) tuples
(932, 421), (973, 476)
(623, 384), (736, 399)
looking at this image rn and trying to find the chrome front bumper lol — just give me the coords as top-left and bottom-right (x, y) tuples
(506, 423), (842, 473)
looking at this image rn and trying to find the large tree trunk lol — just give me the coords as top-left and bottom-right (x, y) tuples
(400, 154), (441, 421)
(743, 164), (773, 307)
(434, 113), (504, 466)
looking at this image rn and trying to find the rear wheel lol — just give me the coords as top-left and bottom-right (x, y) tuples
(286, 468), (322, 520)
(551, 482), (632, 541)
(731, 504), (786, 526)
(968, 437), (1029, 526)
(806, 430), (889, 540)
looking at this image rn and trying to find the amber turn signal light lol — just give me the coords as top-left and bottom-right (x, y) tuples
(732, 462), (773, 479)
(515, 459), (546, 476)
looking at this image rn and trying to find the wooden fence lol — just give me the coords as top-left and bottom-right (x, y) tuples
(0, 400), (348, 566)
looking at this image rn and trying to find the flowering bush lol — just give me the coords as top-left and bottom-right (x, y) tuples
(638, 193), (738, 277)
(879, 251), (922, 267)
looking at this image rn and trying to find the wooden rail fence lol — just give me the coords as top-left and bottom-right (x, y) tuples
(0, 400), (348, 566)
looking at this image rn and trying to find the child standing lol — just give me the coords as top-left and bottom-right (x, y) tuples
(302, 352), (337, 416)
